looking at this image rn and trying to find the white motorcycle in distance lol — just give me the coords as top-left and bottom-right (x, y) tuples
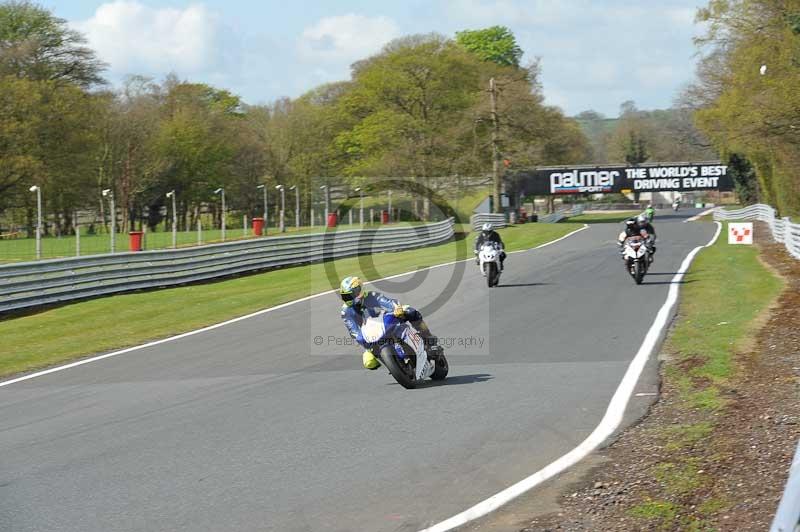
(622, 236), (650, 285)
(478, 242), (503, 287)
(672, 200), (681, 211)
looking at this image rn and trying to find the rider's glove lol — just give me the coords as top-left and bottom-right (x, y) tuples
(392, 303), (407, 318)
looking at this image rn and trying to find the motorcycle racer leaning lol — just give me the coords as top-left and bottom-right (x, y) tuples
(474, 223), (506, 270)
(339, 276), (440, 370)
(618, 214), (657, 261)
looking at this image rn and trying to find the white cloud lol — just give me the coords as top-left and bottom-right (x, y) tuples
(298, 14), (401, 62)
(73, 1), (220, 76)
(443, 0), (707, 115)
(636, 65), (676, 89)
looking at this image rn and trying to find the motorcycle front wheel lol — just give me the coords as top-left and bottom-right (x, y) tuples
(634, 260), (645, 285)
(487, 262), (498, 287)
(379, 344), (417, 389)
(430, 351), (449, 380)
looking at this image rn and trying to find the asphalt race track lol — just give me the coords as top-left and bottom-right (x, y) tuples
(0, 211), (716, 532)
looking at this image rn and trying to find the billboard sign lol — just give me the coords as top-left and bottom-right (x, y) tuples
(518, 162), (733, 196)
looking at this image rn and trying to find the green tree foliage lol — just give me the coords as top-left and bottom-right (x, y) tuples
(578, 106), (717, 165)
(690, 0), (800, 215)
(0, 5), (592, 233)
(0, 0), (105, 87)
(456, 26), (524, 67)
(727, 153), (759, 204)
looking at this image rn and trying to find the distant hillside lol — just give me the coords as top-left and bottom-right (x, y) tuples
(571, 108), (717, 165)
(574, 116), (618, 164)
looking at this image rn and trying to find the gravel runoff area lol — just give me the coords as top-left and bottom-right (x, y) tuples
(520, 224), (800, 531)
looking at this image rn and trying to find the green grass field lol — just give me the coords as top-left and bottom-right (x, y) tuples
(0, 222), (421, 264)
(566, 211), (640, 224)
(0, 221), (581, 377)
(629, 221), (783, 529)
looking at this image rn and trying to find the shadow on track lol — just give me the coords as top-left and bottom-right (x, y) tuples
(437, 373), (494, 386)
(646, 271), (703, 276)
(385, 373), (494, 388)
(495, 282), (551, 288)
(641, 279), (695, 285)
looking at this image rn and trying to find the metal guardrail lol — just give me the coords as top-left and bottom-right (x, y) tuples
(470, 213), (507, 231)
(0, 219), (454, 313)
(538, 204), (585, 223)
(715, 204), (800, 530)
(772, 444), (800, 532)
(470, 205), (585, 230)
(714, 204), (800, 260)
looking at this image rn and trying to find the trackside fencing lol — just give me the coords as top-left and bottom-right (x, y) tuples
(470, 213), (507, 231)
(0, 219), (454, 313)
(538, 204), (585, 223)
(715, 205), (800, 531)
(713, 204), (800, 260)
(772, 445), (800, 532)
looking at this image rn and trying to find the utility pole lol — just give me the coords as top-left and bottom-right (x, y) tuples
(489, 77), (502, 214)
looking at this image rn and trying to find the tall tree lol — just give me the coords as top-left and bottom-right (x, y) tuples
(455, 26), (524, 67)
(0, 0), (105, 87)
(690, 0), (800, 214)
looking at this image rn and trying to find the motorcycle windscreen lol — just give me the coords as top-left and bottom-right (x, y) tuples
(361, 316), (386, 344)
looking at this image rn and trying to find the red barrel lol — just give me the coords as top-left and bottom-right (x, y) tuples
(381, 210), (389, 224)
(129, 231), (143, 252)
(327, 212), (338, 228)
(252, 217), (264, 236)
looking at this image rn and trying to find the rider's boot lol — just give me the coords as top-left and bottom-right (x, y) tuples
(362, 350), (380, 370)
(411, 319), (441, 355)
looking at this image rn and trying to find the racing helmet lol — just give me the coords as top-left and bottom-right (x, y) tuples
(636, 214), (648, 225)
(481, 222), (493, 233)
(339, 276), (363, 307)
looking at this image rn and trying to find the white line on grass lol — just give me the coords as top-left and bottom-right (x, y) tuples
(419, 221), (722, 532)
(0, 224), (589, 388)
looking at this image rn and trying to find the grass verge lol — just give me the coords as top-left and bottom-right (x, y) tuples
(0, 222), (425, 264)
(627, 222), (783, 529)
(565, 211), (640, 224)
(0, 222), (580, 378)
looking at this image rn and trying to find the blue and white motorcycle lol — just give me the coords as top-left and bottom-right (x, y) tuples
(360, 311), (449, 389)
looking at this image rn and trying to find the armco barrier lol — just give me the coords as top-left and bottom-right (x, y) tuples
(538, 204), (585, 223)
(0, 219), (454, 313)
(772, 444), (800, 532)
(470, 213), (507, 231)
(714, 204), (800, 260)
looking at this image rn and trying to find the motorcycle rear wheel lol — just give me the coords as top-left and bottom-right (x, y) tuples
(379, 344), (417, 389)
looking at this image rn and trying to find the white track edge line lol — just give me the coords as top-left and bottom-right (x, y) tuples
(684, 208), (716, 223)
(0, 224), (590, 388)
(419, 221), (722, 532)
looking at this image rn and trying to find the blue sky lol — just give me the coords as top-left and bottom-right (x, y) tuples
(47, 0), (709, 117)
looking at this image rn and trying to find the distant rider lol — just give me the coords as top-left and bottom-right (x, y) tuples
(474, 223), (506, 271)
(618, 214), (657, 262)
(339, 276), (439, 370)
(643, 205), (656, 222)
